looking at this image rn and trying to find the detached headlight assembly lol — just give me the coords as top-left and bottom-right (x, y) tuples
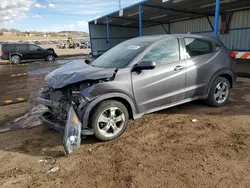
(63, 106), (82, 155)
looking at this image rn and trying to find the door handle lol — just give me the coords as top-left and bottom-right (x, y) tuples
(174, 65), (184, 71)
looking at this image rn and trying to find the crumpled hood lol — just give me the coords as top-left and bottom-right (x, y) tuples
(45, 60), (115, 89)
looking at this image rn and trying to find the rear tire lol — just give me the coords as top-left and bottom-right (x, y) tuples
(45, 55), (55, 62)
(11, 55), (21, 64)
(205, 77), (230, 107)
(90, 100), (129, 141)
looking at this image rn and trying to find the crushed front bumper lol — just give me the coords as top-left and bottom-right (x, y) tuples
(40, 112), (94, 136)
(38, 96), (94, 136)
(40, 112), (65, 132)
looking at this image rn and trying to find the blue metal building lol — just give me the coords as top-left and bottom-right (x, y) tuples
(88, 0), (250, 59)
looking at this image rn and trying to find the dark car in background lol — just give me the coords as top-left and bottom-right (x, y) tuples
(0, 43), (57, 64)
(38, 34), (236, 154)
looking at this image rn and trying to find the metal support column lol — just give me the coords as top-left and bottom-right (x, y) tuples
(139, 4), (143, 36)
(88, 23), (94, 55)
(214, 0), (220, 36)
(106, 16), (110, 49)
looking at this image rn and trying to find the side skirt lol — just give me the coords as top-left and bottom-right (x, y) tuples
(135, 96), (206, 118)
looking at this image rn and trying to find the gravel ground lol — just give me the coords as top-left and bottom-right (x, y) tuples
(0, 60), (249, 188)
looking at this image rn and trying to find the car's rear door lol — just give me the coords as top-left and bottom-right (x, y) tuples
(16, 44), (29, 59)
(28, 44), (46, 59)
(132, 38), (186, 114)
(183, 37), (216, 98)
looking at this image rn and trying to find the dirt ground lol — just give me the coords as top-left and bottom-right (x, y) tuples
(0, 60), (250, 188)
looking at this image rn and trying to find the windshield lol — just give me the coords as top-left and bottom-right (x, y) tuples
(92, 39), (151, 68)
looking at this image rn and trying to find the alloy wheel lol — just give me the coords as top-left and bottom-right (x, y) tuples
(47, 55), (54, 61)
(97, 107), (126, 138)
(214, 82), (229, 104)
(11, 56), (20, 64)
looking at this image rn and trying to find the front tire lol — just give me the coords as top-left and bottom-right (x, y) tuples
(90, 100), (129, 141)
(205, 77), (230, 107)
(45, 55), (55, 62)
(11, 55), (21, 64)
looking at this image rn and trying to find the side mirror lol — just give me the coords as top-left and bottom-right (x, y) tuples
(132, 61), (156, 71)
(37, 48), (42, 51)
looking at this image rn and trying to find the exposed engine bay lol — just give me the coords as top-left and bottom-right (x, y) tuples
(40, 81), (101, 122)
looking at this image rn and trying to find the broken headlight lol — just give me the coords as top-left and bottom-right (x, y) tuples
(63, 106), (82, 155)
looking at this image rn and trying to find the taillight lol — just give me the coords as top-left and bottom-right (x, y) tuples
(230, 52), (236, 61)
(0, 50), (3, 55)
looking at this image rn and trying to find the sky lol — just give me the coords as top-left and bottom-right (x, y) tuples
(1, 0), (141, 32)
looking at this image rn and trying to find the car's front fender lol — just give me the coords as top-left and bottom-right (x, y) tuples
(81, 92), (142, 128)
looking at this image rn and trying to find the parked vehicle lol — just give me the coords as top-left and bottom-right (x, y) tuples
(38, 34), (236, 154)
(0, 43), (58, 64)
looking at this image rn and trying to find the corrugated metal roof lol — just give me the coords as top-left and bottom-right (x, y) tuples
(89, 0), (250, 28)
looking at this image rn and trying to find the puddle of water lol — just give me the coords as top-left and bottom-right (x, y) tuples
(27, 57), (88, 75)
(28, 66), (60, 75)
(0, 104), (49, 133)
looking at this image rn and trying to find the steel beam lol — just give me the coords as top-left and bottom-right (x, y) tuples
(88, 23), (94, 55)
(161, 24), (169, 34)
(108, 16), (167, 25)
(214, 0), (221, 36)
(144, 4), (213, 16)
(106, 17), (110, 49)
(207, 16), (214, 31)
(139, 4), (143, 36)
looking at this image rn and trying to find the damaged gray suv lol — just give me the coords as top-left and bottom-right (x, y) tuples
(38, 34), (236, 154)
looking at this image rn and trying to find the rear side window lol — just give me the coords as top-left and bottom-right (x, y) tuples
(16, 44), (28, 51)
(3, 44), (16, 52)
(184, 38), (213, 58)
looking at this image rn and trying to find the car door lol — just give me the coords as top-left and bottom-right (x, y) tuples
(132, 38), (186, 114)
(28, 44), (46, 59)
(183, 38), (216, 98)
(16, 44), (29, 59)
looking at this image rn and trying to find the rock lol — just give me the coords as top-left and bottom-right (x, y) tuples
(192, 119), (198, 123)
(39, 159), (48, 164)
(5, 104), (49, 131)
(138, 163), (143, 168)
(0, 127), (11, 133)
(47, 166), (59, 173)
(87, 148), (92, 153)
(39, 156), (56, 165)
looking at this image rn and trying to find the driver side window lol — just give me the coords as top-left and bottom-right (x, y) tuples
(141, 39), (180, 66)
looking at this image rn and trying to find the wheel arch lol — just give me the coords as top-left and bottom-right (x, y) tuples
(11, 53), (23, 59)
(207, 70), (235, 96)
(82, 93), (140, 128)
